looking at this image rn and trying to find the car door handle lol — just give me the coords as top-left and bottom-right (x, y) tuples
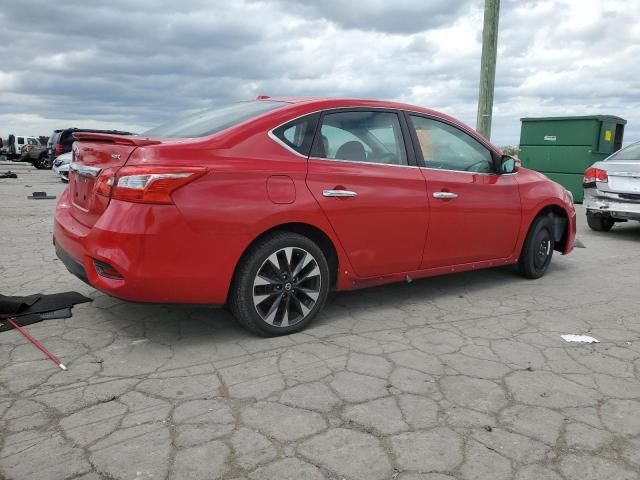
(323, 189), (358, 198)
(433, 191), (458, 199)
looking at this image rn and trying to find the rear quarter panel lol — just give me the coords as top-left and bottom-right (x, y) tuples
(134, 124), (356, 300)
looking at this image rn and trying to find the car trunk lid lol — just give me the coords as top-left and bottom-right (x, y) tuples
(603, 161), (640, 194)
(69, 133), (161, 227)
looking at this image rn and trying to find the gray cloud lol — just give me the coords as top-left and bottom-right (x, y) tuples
(0, 0), (638, 146)
(263, 0), (476, 33)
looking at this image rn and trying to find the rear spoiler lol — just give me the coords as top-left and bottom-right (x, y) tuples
(72, 132), (161, 146)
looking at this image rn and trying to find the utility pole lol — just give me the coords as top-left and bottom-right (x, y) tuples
(476, 0), (500, 140)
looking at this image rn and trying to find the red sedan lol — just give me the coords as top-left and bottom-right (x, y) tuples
(54, 97), (576, 335)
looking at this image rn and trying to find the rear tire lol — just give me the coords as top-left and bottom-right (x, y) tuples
(586, 212), (614, 232)
(518, 214), (555, 279)
(229, 232), (330, 336)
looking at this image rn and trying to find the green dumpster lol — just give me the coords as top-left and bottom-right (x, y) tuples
(519, 115), (626, 202)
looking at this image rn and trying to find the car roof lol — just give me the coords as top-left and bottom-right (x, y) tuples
(262, 97), (496, 152)
(267, 96), (438, 114)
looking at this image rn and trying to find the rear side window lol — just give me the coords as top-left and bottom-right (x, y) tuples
(143, 101), (287, 138)
(17, 137), (24, 145)
(271, 114), (319, 156)
(313, 111), (408, 166)
(607, 142), (640, 161)
(61, 132), (76, 148)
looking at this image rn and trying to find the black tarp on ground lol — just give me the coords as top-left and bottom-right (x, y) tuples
(0, 292), (91, 332)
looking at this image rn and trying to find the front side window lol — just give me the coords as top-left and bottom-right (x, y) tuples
(271, 114), (319, 156)
(410, 115), (494, 173)
(17, 137), (24, 145)
(314, 111), (408, 166)
(143, 100), (287, 138)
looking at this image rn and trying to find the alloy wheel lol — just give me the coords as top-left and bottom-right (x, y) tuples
(252, 247), (321, 327)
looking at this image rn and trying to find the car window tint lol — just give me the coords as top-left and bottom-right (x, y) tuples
(410, 115), (493, 173)
(315, 111), (407, 166)
(271, 113), (319, 156)
(17, 137), (24, 144)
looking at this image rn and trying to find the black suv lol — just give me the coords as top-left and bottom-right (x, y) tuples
(48, 128), (135, 164)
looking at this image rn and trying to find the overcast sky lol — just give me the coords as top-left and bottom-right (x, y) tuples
(1, 0), (638, 146)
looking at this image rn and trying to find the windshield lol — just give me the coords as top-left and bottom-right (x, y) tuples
(143, 101), (287, 138)
(606, 142), (640, 162)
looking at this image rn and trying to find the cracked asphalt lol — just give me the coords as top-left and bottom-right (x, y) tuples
(1, 162), (640, 480)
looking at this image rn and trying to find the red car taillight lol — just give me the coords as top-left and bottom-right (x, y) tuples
(583, 167), (608, 188)
(111, 166), (206, 204)
(95, 168), (118, 197)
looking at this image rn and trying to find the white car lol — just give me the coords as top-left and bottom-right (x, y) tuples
(52, 152), (72, 182)
(583, 141), (640, 231)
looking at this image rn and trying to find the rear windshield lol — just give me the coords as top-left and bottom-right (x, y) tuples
(142, 101), (287, 138)
(607, 142), (640, 161)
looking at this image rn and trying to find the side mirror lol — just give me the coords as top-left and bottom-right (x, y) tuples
(500, 155), (519, 174)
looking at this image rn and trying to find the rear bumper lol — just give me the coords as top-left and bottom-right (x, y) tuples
(583, 189), (640, 220)
(55, 244), (89, 285)
(53, 191), (243, 304)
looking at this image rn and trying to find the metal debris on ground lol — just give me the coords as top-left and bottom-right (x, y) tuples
(0, 171), (17, 179)
(28, 191), (56, 199)
(561, 334), (600, 343)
